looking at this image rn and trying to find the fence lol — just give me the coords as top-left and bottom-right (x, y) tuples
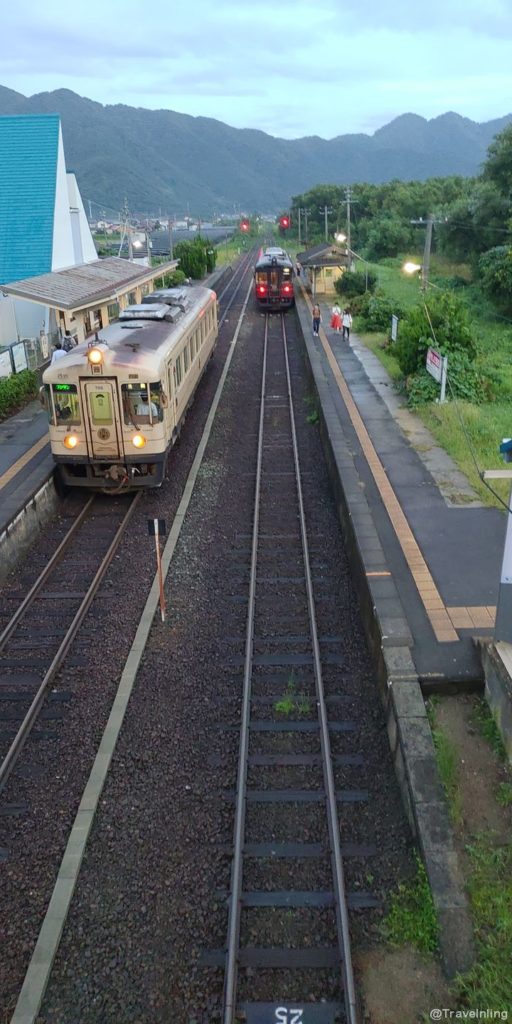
(0, 332), (56, 378)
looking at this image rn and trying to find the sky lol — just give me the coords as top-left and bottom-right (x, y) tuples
(2, 0), (512, 140)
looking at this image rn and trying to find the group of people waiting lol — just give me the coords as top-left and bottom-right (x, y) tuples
(312, 302), (352, 340)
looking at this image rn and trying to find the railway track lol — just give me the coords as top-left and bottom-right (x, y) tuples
(0, 492), (141, 798)
(202, 313), (375, 1022)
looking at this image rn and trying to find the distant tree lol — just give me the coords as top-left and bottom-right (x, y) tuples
(365, 216), (413, 260)
(438, 181), (510, 261)
(478, 246), (512, 314)
(483, 123), (512, 197)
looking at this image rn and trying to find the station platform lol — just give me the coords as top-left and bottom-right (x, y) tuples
(0, 400), (53, 548)
(295, 288), (506, 689)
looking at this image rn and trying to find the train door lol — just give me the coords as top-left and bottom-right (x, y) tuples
(80, 379), (122, 459)
(268, 267), (280, 301)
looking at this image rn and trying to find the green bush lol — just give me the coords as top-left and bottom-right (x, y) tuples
(334, 268), (377, 298)
(357, 292), (405, 332)
(0, 369), (37, 419)
(393, 290), (476, 377)
(162, 269), (187, 287)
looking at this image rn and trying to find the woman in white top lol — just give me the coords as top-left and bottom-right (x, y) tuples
(342, 309), (353, 341)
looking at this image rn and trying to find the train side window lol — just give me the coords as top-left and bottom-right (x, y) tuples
(190, 336), (195, 361)
(51, 383), (81, 425)
(184, 343), (189, 374)
(175, 354), (183, 388)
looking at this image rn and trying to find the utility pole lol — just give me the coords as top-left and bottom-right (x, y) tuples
(322, 205), (331, 242)
(298, 208), (302, 245)
(422, 215), (433, 292)
(410, 214), (434, 291)
(168, 216), (174, 260)
(345, 186), (352, 259)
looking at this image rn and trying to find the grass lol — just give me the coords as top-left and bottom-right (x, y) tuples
(274, 675), (311, 717)
(453, 839), (512, 1011)
(381, 852), (439, 954)
(427, 698), (512, 1012)
(471, 697), (507, 759)
(430, 723), (463, 826)
(353, 256), (512, 509)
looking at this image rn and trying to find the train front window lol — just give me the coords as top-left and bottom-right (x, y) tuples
(122, 382), (163, 425)
(89, 391), (113, 426)
(51, 383), (81, 425)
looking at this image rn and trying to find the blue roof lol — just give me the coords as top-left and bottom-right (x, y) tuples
(0, 115), (60, 285)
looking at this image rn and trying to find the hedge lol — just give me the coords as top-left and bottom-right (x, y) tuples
(0, 369), (38, 420)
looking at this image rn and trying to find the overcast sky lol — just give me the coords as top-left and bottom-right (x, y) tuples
(2, 0), (512, 140)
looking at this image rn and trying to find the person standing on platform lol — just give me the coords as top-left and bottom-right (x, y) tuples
(312, 303), (321, 336)
(330, 302), (342, 332)
(50, 341), (67, 364)
(342, 308), (353, 341)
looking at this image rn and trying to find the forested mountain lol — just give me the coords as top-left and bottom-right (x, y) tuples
(0, 85), (510, 216)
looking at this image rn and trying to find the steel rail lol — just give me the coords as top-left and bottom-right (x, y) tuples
(0, 491), (141, 797)
(281, 316), (359, 1023)
(222, 315), (268, 1023)
(0, 496), (95, 653)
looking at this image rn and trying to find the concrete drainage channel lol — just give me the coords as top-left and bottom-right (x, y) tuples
(0, 473), (58, 585)
(294, 295), (475, 979)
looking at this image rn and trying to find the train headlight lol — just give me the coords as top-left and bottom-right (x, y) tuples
(63, 434), (79, 450)
(132, 433), (147, 448)
(87, 347), (103, 365)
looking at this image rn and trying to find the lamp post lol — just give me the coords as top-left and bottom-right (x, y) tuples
(402, 262), (443, 292)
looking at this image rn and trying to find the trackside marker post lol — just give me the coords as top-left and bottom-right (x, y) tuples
(148, 518), (167, 622)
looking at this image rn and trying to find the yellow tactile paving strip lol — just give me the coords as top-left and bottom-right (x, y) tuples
(0, 434), (48, 490)
(306, 296), (494, 642)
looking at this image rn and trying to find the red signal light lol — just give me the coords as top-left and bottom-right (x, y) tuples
(279, 215), (290, 229)
(240, 219), (250, 232)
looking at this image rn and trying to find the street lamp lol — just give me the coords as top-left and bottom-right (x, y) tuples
(335, 232), (346, 244)
(402, 261), (442, 292)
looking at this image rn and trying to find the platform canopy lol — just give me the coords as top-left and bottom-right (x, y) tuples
(1, 256), (178, 313)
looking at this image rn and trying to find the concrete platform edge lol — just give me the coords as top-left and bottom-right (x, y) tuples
(297, 306), (475, 977)
(0, 474), (57, 584)
(476, 638), (512, 762)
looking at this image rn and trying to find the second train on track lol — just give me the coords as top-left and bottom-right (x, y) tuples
(254, 246), (295, 310)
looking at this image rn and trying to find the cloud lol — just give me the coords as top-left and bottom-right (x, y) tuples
(1, 0), (512, 138)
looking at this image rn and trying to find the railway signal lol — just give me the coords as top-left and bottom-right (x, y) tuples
(240, 218), (250, 233)
(279, 214), (290, 230)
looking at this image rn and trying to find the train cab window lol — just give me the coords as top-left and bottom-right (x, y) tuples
(122, 383), (163, 425)
(89, 391), (113, 425)
(51, 383), (81, 425)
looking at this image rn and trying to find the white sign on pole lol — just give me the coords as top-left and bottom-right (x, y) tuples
(0, 350), (12, 378)
(12, 341), (28, 373)
(426, 346), (442, 382)
(391, 314), (399, 342)
(426, 346), (448, 402)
